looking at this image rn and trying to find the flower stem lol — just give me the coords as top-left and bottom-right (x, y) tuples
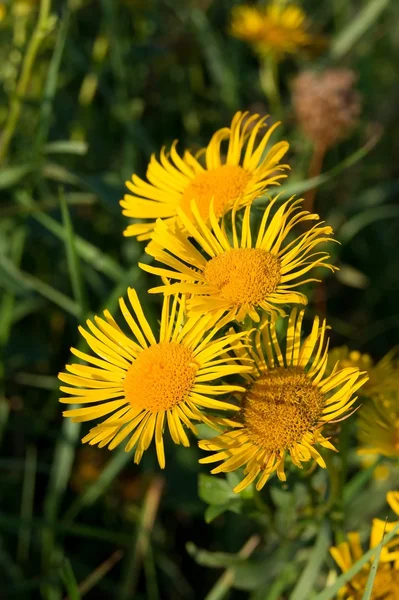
(303, 143), (326, 214)
(259, 54), (282, 121)
(0, 0), (53, 165)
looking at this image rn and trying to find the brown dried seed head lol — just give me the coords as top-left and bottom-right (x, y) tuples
(292, 69), (361, 150)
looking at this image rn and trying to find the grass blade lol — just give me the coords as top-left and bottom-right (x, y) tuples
(331, 0), (390, 59)
(0, 227), (26, 446)
(63, 446), (135, 522)
(35, 8), (70, 152)
(59, 558), (81, 600)
(257, 132), (381, 203)
(338, 205), (399, 244)
(17, 445), (37, 563)
(361, 523), (385, 600)
(119, 477), (164, 600)
(290, 522), (330, 600)
(0, 252), (80, 317)
(15, 192), (125, 282)
(59, 187), (88, 317)
(204, 536), (260, 600)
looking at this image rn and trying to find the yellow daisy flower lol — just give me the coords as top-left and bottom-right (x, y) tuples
(330, 517), (399, 599)
(357, 392), (399, 459)
(141, 197), (337, 323)
(198, 309), (368, 492)
(121, 111), (289, 239)
(58, 289), (251, 468)
(327, 346), (399, 397)
(230, 2), (313, 58)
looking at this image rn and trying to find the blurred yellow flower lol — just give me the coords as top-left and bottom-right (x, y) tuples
(141, 197), (336, 323)
(198, 309), (368, 492)
(0, 4), (6, 22)
(59, 289), (251, 468)
(357, 392), (399, 459)
(327, 346), (399, 397)
(230, 2), (313, 58)
(330, 495), (399, 599)
(121, 111), (289, 239)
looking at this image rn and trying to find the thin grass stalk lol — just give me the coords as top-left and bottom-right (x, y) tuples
(0, 0), (54, 164)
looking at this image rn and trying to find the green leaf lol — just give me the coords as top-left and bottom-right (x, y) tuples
(338, 205), (399, 244)
(198, 474), (236, 506)
(331, 0), (390, 59)
(0, 165), (33, 189)
(204, 501), (241, 524)
(0, 165), (34, 190)
(335, 264), (369, 289)
(44, 140), (88, 155)
(186, 542), (246, 569)
(290, 522), (330, 600)
(313, 522), (399, 600)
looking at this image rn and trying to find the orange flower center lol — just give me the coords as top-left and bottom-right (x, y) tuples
(204, 248), (281, 307)
(243, 367), (323, 451)
(124, 342), (199, 412)
(180, 165), (250, 221)
(360, 566), (399, 600)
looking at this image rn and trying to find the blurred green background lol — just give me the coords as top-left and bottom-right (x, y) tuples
(1, 0), (399, 598)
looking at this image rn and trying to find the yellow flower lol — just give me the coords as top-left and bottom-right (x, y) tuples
(230, 2), (313, 58)
(357, 393), (399, 459)
(121, 111), (289, 239)
(327, 346), (399, 397)
(387, 491), (399, 517)
(330, 516), (399, 599)
(141, 197), (336, 323)
(198, 309), (368, 492)
(59, 289), (251, 468)
(0, 4), (6, 21)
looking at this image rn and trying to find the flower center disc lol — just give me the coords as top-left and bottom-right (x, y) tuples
(368, 567), (399, 600)
(243, 367), (324, 451)
(180, 165), (250, 221)
(204, 248), (281, 306)
(124, 342), (199, 413)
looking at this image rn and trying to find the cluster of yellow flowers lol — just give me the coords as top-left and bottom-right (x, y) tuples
(59, 110), (370, 493)
(330, 491), (399, 599)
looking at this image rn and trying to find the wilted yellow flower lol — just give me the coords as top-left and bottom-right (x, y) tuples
(198, 309), (368, 492)
(141, 197), (336, 323)
(330, 503), (399, 599)
(59, 290), (251, 468)
(121, 111), (289, 239)
(230, 2), (313, 58)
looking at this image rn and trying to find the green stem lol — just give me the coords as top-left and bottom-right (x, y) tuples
(259, 54), (282, 121)
(0, 0), (53, 164)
